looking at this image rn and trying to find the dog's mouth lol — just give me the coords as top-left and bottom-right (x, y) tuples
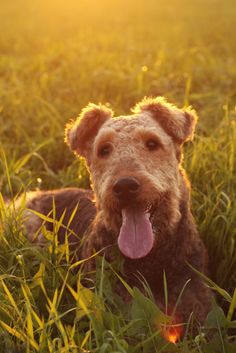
(117, 206), (155, 259)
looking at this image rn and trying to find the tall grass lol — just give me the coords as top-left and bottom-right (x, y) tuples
(0, 0), (235, 351)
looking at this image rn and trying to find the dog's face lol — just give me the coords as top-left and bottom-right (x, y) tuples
(65, 97), (197, 259)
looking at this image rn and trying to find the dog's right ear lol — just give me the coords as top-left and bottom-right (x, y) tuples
(65, 103), (113, 158)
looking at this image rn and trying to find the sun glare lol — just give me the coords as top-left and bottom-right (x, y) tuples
(165, 332), (179, 344)
(162, 324), (183, 344)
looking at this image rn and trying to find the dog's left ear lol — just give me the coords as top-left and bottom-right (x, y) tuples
(133, 97), (198, 144)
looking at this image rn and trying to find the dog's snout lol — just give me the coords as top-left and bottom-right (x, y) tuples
(113, 177), (140, 201)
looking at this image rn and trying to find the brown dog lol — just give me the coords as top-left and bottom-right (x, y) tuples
(21, 97), (212, 332)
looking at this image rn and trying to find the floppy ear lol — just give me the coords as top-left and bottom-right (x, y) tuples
(133, 97), (198, 144)
(65, 103), (113, 158)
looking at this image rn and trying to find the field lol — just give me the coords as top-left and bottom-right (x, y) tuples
(0, 0), (236, 351)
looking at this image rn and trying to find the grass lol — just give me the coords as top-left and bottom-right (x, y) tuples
(0, 0), (236, 351)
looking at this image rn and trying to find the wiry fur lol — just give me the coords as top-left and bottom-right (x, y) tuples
(132, 96), (198, 144)
(22, 97), (212, 331)
(65, 103), (113, 162)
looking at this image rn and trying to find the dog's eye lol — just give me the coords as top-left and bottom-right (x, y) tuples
(145, 139), (160, 151)
(98, 143), (112, 157)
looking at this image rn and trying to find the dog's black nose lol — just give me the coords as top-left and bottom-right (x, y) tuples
(113, 177), (140, 201)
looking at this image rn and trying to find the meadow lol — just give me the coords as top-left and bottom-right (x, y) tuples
(0, 0), (236, 351)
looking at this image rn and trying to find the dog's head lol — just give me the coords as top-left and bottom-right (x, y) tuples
(65, 97), (198, 259)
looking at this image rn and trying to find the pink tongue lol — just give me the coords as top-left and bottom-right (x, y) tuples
(118, 209), (154, 259)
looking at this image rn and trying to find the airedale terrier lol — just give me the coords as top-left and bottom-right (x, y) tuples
(22, 97), (212, 332)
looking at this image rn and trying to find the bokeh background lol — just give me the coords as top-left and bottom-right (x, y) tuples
(0, 0), (235, 327)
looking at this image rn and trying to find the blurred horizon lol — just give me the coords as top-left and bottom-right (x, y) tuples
(1, 0), (235, 47)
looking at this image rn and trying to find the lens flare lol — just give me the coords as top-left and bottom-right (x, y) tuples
(162, 325), (183, 344)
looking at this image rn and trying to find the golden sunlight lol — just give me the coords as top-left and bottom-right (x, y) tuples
(162, 324), (183, 344)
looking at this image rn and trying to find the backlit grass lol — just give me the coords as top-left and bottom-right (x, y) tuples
(0, 0), (235, 351)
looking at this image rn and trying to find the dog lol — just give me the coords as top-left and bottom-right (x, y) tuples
(20, 96), (212, 333)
